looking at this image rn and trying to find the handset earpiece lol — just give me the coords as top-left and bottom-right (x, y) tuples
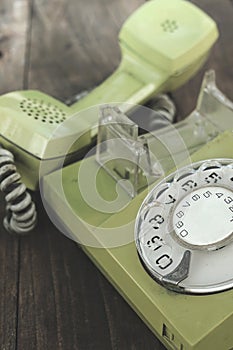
(70, 0), (218, 117)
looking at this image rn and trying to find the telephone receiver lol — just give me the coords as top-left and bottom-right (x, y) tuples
(42, 70), (233, 350)
(0, 0), (218, 193)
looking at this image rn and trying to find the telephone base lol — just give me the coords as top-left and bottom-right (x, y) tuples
(42, 130), (233, 350)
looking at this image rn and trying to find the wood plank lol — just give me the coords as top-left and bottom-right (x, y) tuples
(172, 0), (233, 119)
(0, 1), (29, 349)
(0, 198), (18, 350)
(0, 0), (30, 93)
(27, 0), (144, 101)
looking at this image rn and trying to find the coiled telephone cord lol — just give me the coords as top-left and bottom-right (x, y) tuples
(0, 146), (37, 235)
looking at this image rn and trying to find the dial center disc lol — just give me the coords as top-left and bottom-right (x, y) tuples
(172, 186), (233, 249)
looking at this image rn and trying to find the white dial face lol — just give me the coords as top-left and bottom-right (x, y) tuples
(173, 186), (233, 249)
(135, 159), (233, 294)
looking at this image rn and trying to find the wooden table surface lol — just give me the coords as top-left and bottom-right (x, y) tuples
(0, 0), (232, 349)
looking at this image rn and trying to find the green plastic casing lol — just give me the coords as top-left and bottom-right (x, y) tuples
(0, 0), (218, 190)
(43, 131), (233, 350)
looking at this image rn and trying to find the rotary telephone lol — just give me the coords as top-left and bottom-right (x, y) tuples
(1, 1), (232, 349)
(42, 70), (233, 350)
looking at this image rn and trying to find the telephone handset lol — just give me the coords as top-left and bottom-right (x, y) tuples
(0, 0), (218, 193)
(42, 71), (233, 349)
(0, 0), (218, 235)
(69, 0), (218, 112)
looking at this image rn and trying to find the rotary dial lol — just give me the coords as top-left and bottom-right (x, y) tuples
(135, 159), (233, 294)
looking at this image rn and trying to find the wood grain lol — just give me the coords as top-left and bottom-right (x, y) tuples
(27, 0), (144, 101)
(0, 0), (232, 349)
(0, 199), (18, 350)
(0, 0), (30, 94)
(0, 1), (30, 349)
(172, 0), (233, 120)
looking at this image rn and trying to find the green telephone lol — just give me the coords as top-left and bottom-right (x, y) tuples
(42, 70), (233, 350)
(0, 1), (226, 346)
